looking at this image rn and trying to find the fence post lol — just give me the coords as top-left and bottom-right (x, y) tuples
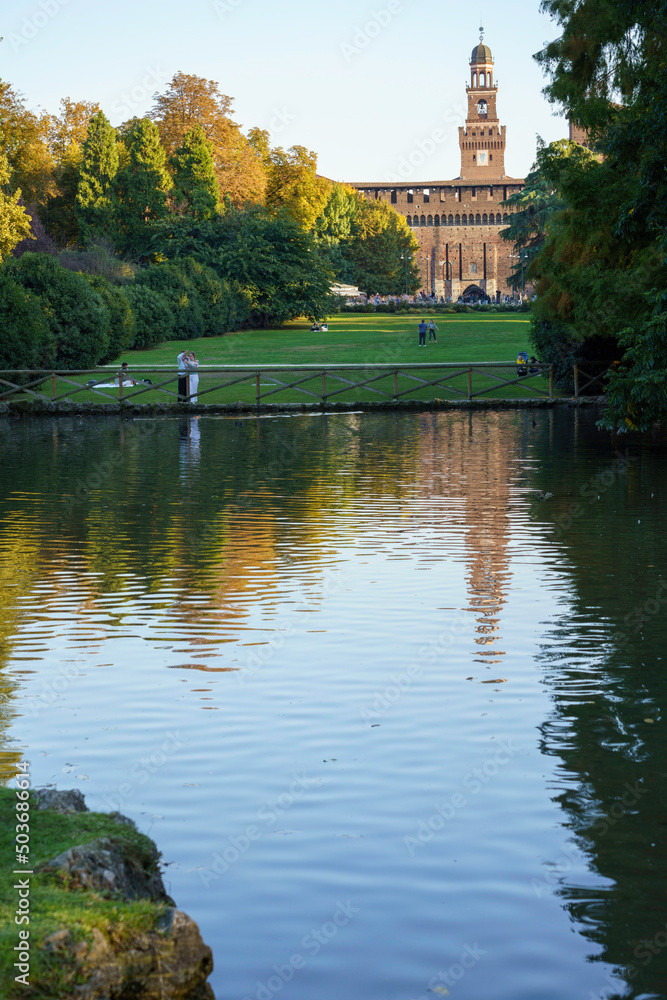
(51, 373), (56, 400)
(394, 370), (398, 399)
(321, 371), (327, 404)
(549, 365), (554, 401)
(573, 363), (579, 397)
(467, 367), (472, 400)
(118, 374), (123, 401)
(256, 371), (260, 406)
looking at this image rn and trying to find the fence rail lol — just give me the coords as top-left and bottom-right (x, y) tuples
(0, 362), (561, 406)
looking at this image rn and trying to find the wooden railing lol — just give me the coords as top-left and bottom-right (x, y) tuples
(0, 363), (556, 406)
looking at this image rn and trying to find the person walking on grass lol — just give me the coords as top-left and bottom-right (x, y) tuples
(418, 319), (427, 347)
(428, 319), (439, 343)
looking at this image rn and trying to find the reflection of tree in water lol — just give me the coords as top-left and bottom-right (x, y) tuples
(530, 409), (667, 999)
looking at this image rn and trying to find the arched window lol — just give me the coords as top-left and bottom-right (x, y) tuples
(496, 213), (502, 225)
(462, 213), (468, 226)
(420, 215), (426, 226)
(477, 99), (487, 116)
(503, 213), (509, 224)
(434, 214), (440, 226)
(455, 214), (460, 225)
(448, 214), (454, 225)
(406, 215), (412, 226)
(427, 215), (433, 226)
(480, 72), (485, 87)
(482, 213), (488, 225)
(476, 214), (481, 225)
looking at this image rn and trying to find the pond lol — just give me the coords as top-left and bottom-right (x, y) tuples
(1, 409), (666, 1000)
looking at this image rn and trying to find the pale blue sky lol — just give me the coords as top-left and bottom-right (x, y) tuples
(2, 0), (565, 183)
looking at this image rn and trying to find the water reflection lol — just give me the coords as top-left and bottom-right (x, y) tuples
(0, 411), (665, 999)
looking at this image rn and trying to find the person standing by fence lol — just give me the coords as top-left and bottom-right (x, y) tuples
(177, 350), (189, 401)
(186, 352), (199, 404)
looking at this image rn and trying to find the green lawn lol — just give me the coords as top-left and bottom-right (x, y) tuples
(20, 312), (552, 406)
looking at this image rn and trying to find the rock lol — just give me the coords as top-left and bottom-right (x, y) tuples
(71, 909), (214, 1000)
(33, 787), (89, 813)
(41, 836), (172, 903)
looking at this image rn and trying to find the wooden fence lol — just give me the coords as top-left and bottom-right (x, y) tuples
(0, 362), (558, 406)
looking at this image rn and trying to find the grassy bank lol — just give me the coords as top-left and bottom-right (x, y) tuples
(0, 788), (169, 998)
(18, 313), (549, 407)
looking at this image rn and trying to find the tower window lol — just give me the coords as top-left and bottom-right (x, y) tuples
(477, 99), (488, 117)
(407, 189), (414, 204)
(423, 188), (430, 203)
(489, 186), (494, 196)
(391, 189), (397, 204)
(471, 187), (476, 197)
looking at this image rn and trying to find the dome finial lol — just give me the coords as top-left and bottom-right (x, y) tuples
(479, 24), (484, 43)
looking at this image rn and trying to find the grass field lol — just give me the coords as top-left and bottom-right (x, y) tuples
(17, 312), (552, 406)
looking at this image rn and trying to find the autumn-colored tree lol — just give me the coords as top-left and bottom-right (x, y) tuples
(0, 80), (55, 206)
(75, 111), (119, 243)
(170, 125), (219, 220)
(149, 72), (266, 207)
(0, 151), (33, 261)
(114, 118), (171, 255)
(266, 145), (332, 231)
(46, 98), (101, 167)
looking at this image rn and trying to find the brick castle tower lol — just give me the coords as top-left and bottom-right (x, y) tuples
(349, 29), (524, 300)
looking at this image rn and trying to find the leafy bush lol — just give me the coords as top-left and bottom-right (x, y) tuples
(134, 262), (204, 340)
(0, 271), (50, 371)
(125, 285), (175, 349)
(3, 253), (109, 368)
(82, 275), (134, 363)
(171, 257), (248, 336)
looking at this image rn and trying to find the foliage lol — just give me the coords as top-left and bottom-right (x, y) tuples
(171, 256), (246, 335)
(114, 118), (172, 256)
(125, 284), (175, 350)
(57, 238), (136, 283)
(341, 199), (420, 295)
(82, 274), (134, 363)
(170, 124), (219, 220)
(147, 207), (332, 327)
(0, 79), (55, 207)
(0, 271), (50, 369)
(75, 112), (119, 244)
(4, 253), (110, 368)
(134, 260), (204, 340)
(535, 0), (667, 428)
(0, 151), (33, 261)
(266, 145), (332, 231)
(149, 71), (266, 206)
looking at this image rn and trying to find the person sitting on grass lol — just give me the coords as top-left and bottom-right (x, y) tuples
(114, 362), (133, 386)
(310, 321), (321, 332)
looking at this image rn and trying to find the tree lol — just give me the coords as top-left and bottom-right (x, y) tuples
(46, 98), (101, 167)
(149, 72), (266, 206)
(82, 275), (134, 362)
(0, 80), (55, 207)
(535, 0), (667, 427)
(125, 284), (175, 349)
(0, 151), (34, 261)
(114, 118), (171, 255)
(4, 253), (110, 368)
(75, 111), (119, 243)
(170, 125), (219, 220)
(134, 261), (205, 340)
(266, 145), (332, 231)
(314, 183), (361, 284)
(0, 271), (49, 369)
(342, 199), (420, 295)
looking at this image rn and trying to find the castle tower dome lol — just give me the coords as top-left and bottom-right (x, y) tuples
(469, 27), (494, 88)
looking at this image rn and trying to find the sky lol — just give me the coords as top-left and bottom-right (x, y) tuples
(2, 0), (566, 183)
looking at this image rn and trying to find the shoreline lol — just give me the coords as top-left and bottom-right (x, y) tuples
(0, 397), (605, 418)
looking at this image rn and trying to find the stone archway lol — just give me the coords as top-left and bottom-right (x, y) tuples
(462, 284), (486, 302)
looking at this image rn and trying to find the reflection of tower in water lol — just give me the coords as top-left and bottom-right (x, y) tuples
(461, 415), (513, 662)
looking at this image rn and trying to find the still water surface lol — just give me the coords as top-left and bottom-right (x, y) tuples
(1, 410), (666, 1000)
